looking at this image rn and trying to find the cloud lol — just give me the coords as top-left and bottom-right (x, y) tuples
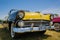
(41, 8), (60, 14)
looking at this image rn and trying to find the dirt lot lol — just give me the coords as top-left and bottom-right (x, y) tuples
(0, 24), (60, 40)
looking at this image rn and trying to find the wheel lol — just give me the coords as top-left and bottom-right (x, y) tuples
(54, 23), (60, 31)
(10, 23), (17, 38)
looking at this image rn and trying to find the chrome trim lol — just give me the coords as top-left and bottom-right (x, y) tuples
(16, 20), (49, 23)
(13, 26), (50, 33)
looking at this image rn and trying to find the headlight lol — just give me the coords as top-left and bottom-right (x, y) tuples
(50, 21), (53, 26)
(18, 21), (24, 27)
(17, 10), (25, 19)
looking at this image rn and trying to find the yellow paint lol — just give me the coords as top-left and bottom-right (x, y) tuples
(23, 12), (50, 21)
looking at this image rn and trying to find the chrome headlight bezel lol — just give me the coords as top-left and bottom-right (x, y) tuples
(18, 12), (24, 18)
(16, 10), (25, 19)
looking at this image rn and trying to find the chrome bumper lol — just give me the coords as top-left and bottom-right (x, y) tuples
(13, 26), (50, 33)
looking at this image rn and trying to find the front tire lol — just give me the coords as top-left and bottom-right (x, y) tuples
(54, 23), (60, 31)
(10, 23), (17, 38)
(8, 21), (12, 31)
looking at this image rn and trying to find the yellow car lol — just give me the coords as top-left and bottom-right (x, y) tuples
(8, 9), (51, 38)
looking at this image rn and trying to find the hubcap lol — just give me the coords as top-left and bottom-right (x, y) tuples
(54, 23), (60, 31)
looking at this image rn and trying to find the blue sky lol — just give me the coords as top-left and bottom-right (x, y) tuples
(0, 0), (60, 19)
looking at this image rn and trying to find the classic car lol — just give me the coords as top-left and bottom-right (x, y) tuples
(7, 9), (52, 38)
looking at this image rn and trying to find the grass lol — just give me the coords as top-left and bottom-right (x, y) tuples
(0, 24), (60, 40)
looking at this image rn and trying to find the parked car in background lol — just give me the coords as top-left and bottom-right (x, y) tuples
(50, 14), (60, 31)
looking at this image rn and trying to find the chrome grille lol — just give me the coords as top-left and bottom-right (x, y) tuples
(23, 21), (50, 27)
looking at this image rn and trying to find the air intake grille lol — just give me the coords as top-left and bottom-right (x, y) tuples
(23, 20), (50, 27)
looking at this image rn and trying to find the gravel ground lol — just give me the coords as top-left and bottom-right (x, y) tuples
(0, 24), (60, 40)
